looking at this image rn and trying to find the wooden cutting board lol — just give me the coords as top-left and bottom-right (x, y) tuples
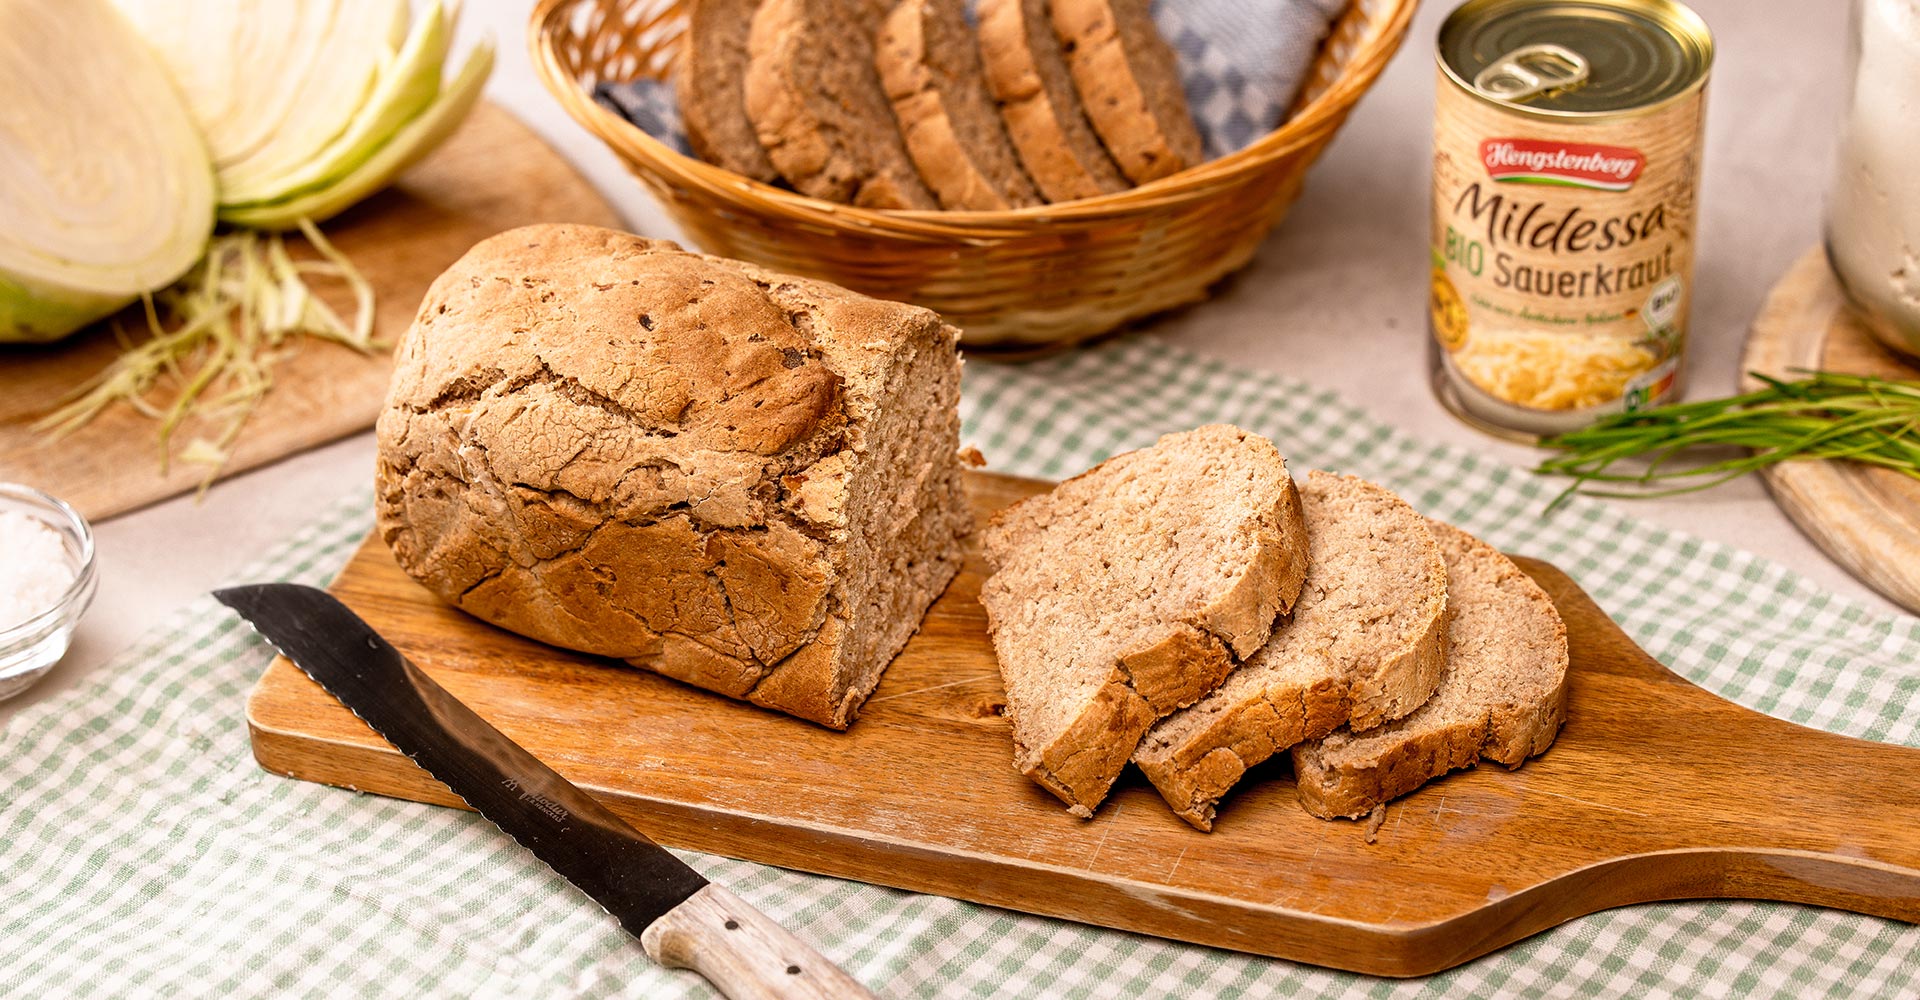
(247, 471), (1920, 977)
(1743, 247), (1920, 615)
(0, 102), (619, 521)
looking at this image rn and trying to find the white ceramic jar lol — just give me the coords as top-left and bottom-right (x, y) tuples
(1826, 0), (1920, 359)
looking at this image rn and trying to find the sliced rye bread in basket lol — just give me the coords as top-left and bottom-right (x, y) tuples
(674, 0), (780, 183)
(1049, 0), (1205, 184)
(1291, 520), (1571, 819)
(849, 0), (894, 24)
(1135, 473), (1450, 831)
(975, 0), (1129, 202)
(744, 0), (939, 209)
(979, 425), (1309, 818)
(876, 0), (1044, 210)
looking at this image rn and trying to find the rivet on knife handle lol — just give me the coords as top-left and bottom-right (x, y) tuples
(642, 884), (878, 1000)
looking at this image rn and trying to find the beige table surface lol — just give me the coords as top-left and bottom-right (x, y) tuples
(0, 0), (1889, 727)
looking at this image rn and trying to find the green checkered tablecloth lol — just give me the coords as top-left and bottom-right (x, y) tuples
(5, 338), (1916, 998)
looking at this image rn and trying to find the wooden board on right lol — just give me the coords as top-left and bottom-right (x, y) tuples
(1743, 247), (1920, 615)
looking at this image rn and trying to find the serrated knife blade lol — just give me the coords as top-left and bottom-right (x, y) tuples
(215, 582), (874, 1000)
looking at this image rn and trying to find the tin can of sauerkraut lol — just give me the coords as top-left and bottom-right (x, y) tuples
(1430, 0), (1713, 440)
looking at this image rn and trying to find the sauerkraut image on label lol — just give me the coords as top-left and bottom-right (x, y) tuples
(1448, 327), (1658, 411)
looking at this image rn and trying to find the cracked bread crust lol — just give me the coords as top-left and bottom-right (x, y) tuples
(1290, 521), (1570, 820)
(1135, 473), (1449, 831)
(979, 425), (1308, 818)
(374, 224), (968, 729)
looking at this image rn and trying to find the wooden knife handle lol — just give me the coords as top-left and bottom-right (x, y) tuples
(641, 884), (878, 1000)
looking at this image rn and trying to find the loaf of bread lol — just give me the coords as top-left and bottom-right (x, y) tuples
(1135, 473), (1450, 830)
(374, 224), (969, 730)
(976, 0), (1130, 202)
(876, 0), (1044, 210)
(1291, 520), (1570, 819)
(979, 425), (1309, 818)
(1049, 0), (1205, 183)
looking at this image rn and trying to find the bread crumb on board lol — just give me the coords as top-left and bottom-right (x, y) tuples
(1364, 804), (1388, 843)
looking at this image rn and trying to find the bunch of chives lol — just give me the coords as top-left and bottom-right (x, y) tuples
(1536, 371), (1920, 511)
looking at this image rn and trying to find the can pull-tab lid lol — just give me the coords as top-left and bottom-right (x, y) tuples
(1472, 43), (1591, 102)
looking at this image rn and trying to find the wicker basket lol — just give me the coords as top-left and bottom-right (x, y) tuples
(531, 0), (1418, 353)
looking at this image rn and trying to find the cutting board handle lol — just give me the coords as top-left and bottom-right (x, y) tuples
(1516, 557), (1920, 922)
(641, 884), (878, 1000)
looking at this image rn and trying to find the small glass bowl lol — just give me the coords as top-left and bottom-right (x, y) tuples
(0, 484), (97, 701)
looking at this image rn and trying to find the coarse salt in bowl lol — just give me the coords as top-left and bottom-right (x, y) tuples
(0, 484), (97, 701)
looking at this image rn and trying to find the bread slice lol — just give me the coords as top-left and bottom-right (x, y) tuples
(744, 0), (939, 209)
(979, 424), (1309, 818)
(976, 0), (1129, 202)
(1291, 521), (1571, 819)
(876, 0), (1043, 211)
(847, 0), (894, 26)
(1135, 473), (1449, 831)
(674, 0), (780, 182)
(1049, 0), (1204, 184)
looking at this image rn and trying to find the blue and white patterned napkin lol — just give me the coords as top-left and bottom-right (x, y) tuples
(1161, 0), (1348, 156)
(595, 0), (1347, 163)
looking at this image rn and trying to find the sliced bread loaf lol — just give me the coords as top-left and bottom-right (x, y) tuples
(1135, 473), (1449, 831)
(1049, 0), (1204, 184)
(674, 0), (780, 183)
(976, 0), (1129, 202)
(744, 0), (939, 209)
(1291, 520), (1571, 820)
(979, 425), (1309, 818)
(876, 0), (1043, 210)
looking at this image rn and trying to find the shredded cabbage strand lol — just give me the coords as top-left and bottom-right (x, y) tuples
(36, 223), (381, 488)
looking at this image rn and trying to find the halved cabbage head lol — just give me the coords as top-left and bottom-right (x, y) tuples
(0, 0), (215, 343)
(113, 0), (494, 230)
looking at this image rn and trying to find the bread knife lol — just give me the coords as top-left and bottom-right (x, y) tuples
(215, 583), (876, 1000)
